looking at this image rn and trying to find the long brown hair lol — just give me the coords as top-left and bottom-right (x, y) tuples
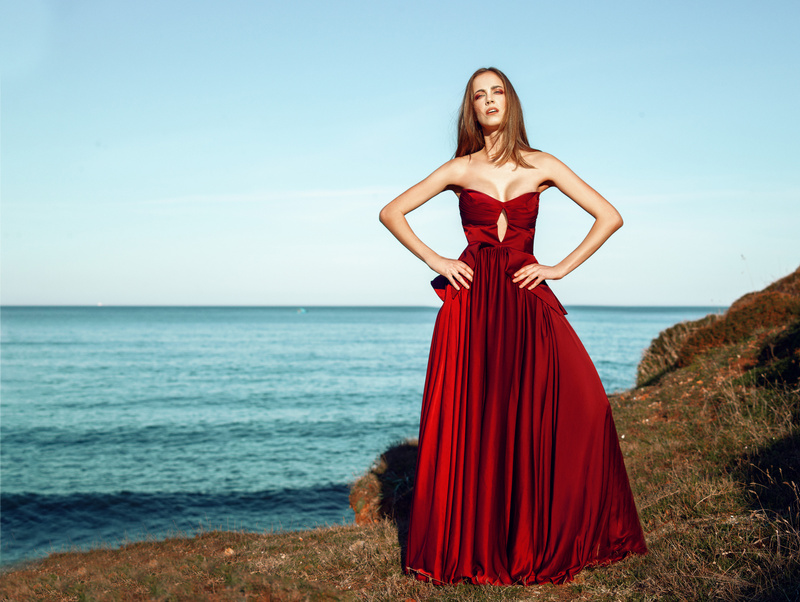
(456, 67), (536, 167)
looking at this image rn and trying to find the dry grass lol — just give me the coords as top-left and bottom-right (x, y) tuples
(612, 339), (800, 601)
(349, 438), (417, 527)
(636, 313), (721, 387)
(638, 267), (800, 388)
(676, 292), (800, 368)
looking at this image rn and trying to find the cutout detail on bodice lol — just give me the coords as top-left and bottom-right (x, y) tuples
(497, 208), (508, 243)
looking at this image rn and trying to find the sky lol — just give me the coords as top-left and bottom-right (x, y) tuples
(1, 0), (798, 306)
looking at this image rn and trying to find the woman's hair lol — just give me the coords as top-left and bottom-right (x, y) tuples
(456, 67), (536, 167)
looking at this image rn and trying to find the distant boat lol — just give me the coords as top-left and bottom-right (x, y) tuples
(297, 308), (307, 314)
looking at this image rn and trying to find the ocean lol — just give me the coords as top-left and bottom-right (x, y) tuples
(0, 305), (721, 567)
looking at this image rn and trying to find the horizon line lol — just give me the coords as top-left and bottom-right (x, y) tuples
(0, 303), (729, 309)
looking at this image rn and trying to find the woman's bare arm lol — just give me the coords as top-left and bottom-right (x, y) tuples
(513, 152), (623, 290)
(379, 159), (474, 290)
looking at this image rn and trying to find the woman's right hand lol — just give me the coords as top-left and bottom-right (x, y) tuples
(427, 256), (474, 290)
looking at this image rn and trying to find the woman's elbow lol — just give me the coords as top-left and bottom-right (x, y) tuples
(379, 204), (402, 227)
(608, 208), (623, 232)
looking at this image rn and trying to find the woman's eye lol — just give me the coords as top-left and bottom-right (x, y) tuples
(494, 89), (504, 95)
(474, 94), (484, 100)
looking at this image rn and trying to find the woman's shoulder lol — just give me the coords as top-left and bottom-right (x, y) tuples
(521, 149), (557, 164)
(414, 155), (473, 194)
(521, 149), (570, 174)
(433, 155), (473, 181)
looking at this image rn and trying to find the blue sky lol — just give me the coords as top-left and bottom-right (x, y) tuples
(2, 0), (798, 306)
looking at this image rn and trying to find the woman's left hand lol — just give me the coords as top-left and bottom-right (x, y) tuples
(512, 263), (564, 290)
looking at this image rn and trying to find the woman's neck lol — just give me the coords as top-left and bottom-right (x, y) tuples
(483, 130), (504, 161)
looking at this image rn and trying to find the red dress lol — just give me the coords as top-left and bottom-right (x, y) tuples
(404, 189), (648, 585)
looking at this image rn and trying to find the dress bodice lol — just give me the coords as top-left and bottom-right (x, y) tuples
(430, 188), (566, 315)
(459, 189), (540, 252)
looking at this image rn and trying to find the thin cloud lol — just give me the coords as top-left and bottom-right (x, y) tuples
(609, 186), (800, 205)
(140, 187), (400, 206)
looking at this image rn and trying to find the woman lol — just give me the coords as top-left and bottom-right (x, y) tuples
(379, 67), (648, 586)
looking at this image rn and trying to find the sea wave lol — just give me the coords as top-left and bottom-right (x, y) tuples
(0, 484), (353, 568)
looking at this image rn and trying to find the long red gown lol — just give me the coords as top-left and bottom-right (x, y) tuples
(404, 188), (648, 585)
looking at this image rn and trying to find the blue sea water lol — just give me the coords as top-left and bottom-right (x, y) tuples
(0, 305), (721, 567)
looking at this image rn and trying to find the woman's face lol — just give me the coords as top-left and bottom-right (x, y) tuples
(471, 71), (506, 131)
